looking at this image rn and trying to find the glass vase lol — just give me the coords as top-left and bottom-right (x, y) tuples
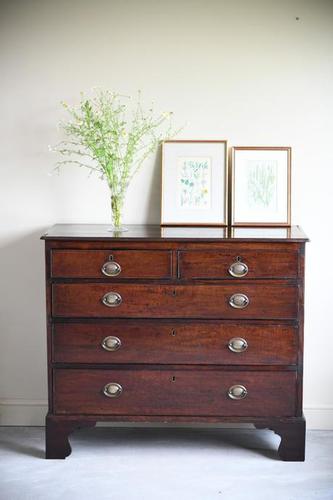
(109, 191), (128, 232)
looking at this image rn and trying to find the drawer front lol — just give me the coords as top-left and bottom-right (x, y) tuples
(51, 250), (172, 279)
(54, 368), (296, 417)
(179, 249), (298, 279)
(53, 322), (298, 365)
(52, 283), (298, 319)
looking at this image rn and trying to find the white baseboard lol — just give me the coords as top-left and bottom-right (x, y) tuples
(0, 399), (332, 429)
(303, 406), (333, 430)
(0, 399), (47, 426)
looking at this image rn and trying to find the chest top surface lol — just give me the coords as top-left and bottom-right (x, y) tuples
(41, 224), (308, 242)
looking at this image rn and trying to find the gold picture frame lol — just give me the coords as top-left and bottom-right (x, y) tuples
(161, 140), (228, 226)
(230, 146), (291, 227)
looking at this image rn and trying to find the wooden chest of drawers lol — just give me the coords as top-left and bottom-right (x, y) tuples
(42, 224), (308, 460)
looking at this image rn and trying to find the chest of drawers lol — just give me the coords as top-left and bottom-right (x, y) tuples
(42, 224), (308, 460)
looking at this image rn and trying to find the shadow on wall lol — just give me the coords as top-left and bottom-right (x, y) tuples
(128, 144), (162, 224)
(0, 228), (49, 399)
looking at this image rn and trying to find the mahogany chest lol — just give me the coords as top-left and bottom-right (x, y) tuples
(42, 224), (308, 460)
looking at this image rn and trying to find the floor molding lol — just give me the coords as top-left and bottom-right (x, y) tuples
(0, 399), (47, 426)
(303, 406), (333, 430)
(0, 399), (332, 429)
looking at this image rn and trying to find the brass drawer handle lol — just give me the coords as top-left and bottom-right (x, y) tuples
(101, 257), (121, 277)
(229, 293), (249, 309)
(102, 292), (122, 307)
(102, 336), (121, 351)
(229, 259), (248, 278)
(228, 337), (248, 353)
(103, 382), (123, 398)
(228, 385), (248, 400)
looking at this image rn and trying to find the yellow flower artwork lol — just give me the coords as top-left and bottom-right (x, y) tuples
(177, 156), (211, 209)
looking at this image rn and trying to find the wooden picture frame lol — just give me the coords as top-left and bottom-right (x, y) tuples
(161, 140), (228, 226)
(231, 146), (291, 227)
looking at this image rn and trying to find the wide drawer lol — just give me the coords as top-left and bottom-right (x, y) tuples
(179, 248), (298, 279)
(53, 321), (298, 365)
(51, 250), (172, 279)
(52, 283), (298, 319)
(54, 368), (297, 417)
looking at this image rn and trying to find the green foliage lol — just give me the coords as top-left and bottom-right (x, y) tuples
(52, 89), (180, 198)
(247, 162), (276, 208)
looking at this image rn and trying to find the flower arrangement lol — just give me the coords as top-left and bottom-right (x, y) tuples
(51, 89), (180, 230)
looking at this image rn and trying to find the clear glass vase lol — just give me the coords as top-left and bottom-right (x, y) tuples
(108, 191), (128, 232)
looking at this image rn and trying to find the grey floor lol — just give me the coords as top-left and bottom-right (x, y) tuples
(0, 427), (332, 500)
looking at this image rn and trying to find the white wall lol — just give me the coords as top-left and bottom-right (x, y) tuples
(0, 0), (332, 428)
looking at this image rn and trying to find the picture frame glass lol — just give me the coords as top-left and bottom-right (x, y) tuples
(233, 149), (290, 225)
(161, 141), (227, 225)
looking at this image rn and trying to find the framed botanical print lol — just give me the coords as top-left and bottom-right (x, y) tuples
(161, 140), (227, 226)
(231, 146), (291, 226)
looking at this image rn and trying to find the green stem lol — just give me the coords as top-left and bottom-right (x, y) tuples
(111, 193), (124, 229)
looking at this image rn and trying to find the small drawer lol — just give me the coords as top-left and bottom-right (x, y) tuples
(53, 321), (298, 365)
(54, 368), (297, 417)
(51, 250), (172, 279)
(179, 248), (298, 279)
(52, 282), (298, 320)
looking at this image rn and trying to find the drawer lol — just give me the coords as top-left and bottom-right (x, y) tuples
(53, 321), (297, 365)
(54, 368), (296, 417)
(51, 250), (172, 279)
(179, 249), (298, 279)
(52, 282), (298, 319)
